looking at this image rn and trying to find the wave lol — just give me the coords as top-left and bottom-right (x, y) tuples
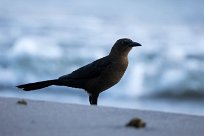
(0, 0), (204, 100)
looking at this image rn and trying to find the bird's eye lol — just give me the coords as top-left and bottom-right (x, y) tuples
(122, 40), (130, 45)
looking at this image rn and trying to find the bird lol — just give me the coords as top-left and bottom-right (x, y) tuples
(17, 38), (142, 105)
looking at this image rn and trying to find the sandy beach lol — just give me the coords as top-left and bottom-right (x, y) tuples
(1, 97), (204, 136)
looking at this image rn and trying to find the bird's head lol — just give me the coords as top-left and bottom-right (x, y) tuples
(109, 38), (142, 57)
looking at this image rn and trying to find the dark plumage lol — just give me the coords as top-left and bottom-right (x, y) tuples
(17, 38), (142, 105)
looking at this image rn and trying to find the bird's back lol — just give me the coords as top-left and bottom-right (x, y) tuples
(58, 56), (111, 89)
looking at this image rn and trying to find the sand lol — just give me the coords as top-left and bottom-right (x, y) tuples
(1, 97), (204, 136)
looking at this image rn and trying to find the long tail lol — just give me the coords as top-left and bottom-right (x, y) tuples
(16, 79), (60, 91)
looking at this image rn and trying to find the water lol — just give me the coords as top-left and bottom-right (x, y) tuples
(0, 0), (204, 115)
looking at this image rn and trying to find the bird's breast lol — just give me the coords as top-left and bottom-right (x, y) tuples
(106, 62), (127, 82)
(95, 61), (128, 92)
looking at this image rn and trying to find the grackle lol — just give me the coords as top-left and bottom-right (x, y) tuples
(17, 38), (142, 105)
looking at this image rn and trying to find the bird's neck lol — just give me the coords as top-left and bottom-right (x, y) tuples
(109, 50), (130, 59)
(109, 51), (129, 62)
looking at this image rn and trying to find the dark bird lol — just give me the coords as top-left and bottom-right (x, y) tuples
(17, 38), (142, 105)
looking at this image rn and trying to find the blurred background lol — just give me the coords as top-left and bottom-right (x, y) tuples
(0, 0), (204, 115)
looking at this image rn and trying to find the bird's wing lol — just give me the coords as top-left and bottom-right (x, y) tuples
(59, 56), (111, 80)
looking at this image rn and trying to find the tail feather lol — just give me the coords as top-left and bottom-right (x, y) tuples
(16, 79), (59, 91)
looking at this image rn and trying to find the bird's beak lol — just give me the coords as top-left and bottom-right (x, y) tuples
(129, 42), (142, 47)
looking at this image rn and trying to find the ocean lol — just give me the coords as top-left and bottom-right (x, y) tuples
(0, 0), (204, 115)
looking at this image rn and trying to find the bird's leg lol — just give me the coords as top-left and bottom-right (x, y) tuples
(89, 93), (99, 105)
